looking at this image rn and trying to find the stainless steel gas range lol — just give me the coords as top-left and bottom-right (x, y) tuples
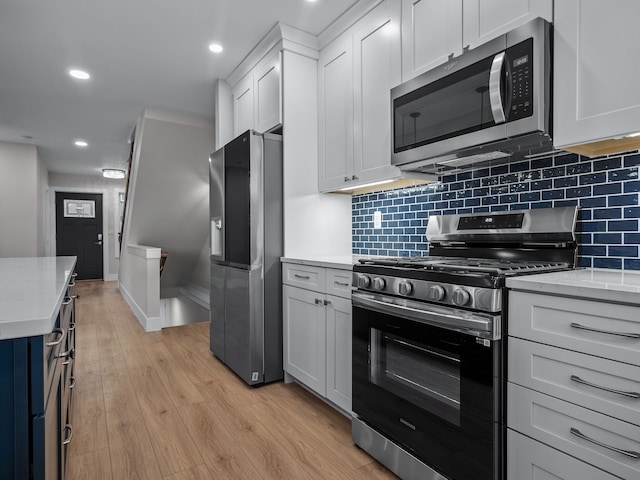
(351, 206), (579, 480)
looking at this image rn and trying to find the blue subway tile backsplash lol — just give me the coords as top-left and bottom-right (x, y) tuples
(352, 151), (640, 270)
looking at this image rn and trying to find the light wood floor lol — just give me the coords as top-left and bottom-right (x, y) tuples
(67, 281), (397, 480)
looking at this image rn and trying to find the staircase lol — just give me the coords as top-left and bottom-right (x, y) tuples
(117, 108), (215, 330)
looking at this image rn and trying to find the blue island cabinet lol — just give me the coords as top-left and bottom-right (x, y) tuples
(0, 276), (76, 480)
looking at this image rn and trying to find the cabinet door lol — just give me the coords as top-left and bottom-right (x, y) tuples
(254, 50), (282, 133)
(353, 0), (403, 185)
(401, 0), (463, 80)
(326, 295), (352, 413)
(508, 429), (620, 480)
(554, 0), (640, 148)
(462, 0), (552, 49)
(318, 33), (354, 192)
(232, 75), (254, 137)
(283, 285), (326, 395)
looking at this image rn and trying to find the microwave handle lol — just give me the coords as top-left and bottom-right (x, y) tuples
(489, 52), (506, 124)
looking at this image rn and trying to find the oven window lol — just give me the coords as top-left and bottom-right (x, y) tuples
(370, 329), (461, 426)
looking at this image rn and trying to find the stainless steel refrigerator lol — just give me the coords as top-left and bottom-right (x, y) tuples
(209, 130), (283, 385)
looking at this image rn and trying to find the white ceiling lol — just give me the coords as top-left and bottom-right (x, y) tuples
(0, 0), (360, 176)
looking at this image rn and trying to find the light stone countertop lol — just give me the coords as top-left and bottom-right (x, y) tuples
(280, 255), (360, 270)
(0, 256), (77, 340)
(506, 268), (640, 306)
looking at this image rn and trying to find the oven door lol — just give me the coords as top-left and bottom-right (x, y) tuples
(352, 292), (502, 480)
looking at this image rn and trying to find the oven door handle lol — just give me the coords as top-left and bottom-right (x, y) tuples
(352, 292), (500, 340)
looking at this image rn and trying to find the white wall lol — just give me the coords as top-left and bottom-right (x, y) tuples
(282, 51), (352, 257)
(0, 141), (47, 257)
(48, 173), (125, 279)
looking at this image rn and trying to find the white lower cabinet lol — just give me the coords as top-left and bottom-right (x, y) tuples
(508, 289), (640, 479)
(508, 430), (619, 480)
(282, 263), (352, 413)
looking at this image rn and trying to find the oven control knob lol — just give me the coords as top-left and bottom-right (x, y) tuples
(398, 280), (413, 296)
(429, 285), (446, 301)
(357, 275), (371, 289)
(372, 277), (386, 291)
(452, 288), (471, 306)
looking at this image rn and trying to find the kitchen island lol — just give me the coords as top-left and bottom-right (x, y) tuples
(0, 256), (77, 480)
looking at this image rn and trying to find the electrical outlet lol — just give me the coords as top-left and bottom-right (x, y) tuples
(373, 210), (382, 229)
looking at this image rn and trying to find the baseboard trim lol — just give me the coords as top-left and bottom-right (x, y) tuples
(119, 283), (163, 331)
(179, 282), (209, 310)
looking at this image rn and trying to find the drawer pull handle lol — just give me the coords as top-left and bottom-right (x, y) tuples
(69, 376), (77, 389)
(314, 298), (322, 305)
(63, 425), (73, 445)
(294, 274), (311, 280)
(62, 297), (73, 306)
(72, 273), (78, 278)
(570, 322), (640, 340)
(46, 328), (65, 347)
(323, 299), (331, 306)
(334, 281), (350, 286)
(57, 347), (75, 360)
(69, 322), (76, 332)
(570, 427), (640, 459)
(570, 375), (640, 399)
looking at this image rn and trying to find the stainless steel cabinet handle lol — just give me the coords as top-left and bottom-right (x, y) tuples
(294, 274), (310, 280)
(489, 52), (506, 124)
(68, 322), (76, 332)
(63, 425), (73, 445)
(70, 294), (78, 299)
(69, 376), (77, 389)
(57, 347), (74, 360)
(570, 322), (640, 339)
(46, 328), (65, 347)
(570, 427), (640, 459)
(570, 375), (640, 399)
(334, 281), (350, 286)
(71, 273), (78, 278)
(62, 297), (73, 305)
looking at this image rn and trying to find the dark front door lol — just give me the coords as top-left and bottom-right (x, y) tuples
(56, 192), (103, 280)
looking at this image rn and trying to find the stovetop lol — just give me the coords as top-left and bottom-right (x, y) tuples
(357, 256), (571, 276)
(353, 256), (575, 313)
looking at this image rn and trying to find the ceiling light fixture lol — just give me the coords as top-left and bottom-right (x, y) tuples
(102, 169), (126, 179)
(208, 43), (223, 53)
(69, 69), (91, 80)
(74, 140), (88, 147)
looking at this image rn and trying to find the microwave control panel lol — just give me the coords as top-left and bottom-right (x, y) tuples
(506, 38), (534, 121)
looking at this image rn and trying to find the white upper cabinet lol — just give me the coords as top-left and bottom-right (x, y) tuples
(318, 0), (403, 192)
(401, 0), (552, 82)
(318, 34), (354, 191)
(231, 49), (282, 137)
(462, 0), (552, 50)
(401, 0), (463, 80)
(254, 51), (282, 134)
(353, 0), (402, 184)
(232, 74), (254, 136)
(554, 0), (640, 152)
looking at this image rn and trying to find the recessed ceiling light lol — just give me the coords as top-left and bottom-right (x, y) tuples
(69, 69), (90, 80)
(102, 169), (126, 179)
(74, 140), (88, 147)
(208, 43), (223, 53)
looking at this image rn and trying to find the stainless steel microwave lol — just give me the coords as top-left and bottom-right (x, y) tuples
(391, 17), (552, 174)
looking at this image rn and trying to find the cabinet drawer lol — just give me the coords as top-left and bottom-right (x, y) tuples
(507, 429), (619, 480)
(282, 263), (325, 291)
(509, 338), (640, 426)
(325, 268), (352, 299)
(509, 291), (640, 366)
(508, 383), (640, 480)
